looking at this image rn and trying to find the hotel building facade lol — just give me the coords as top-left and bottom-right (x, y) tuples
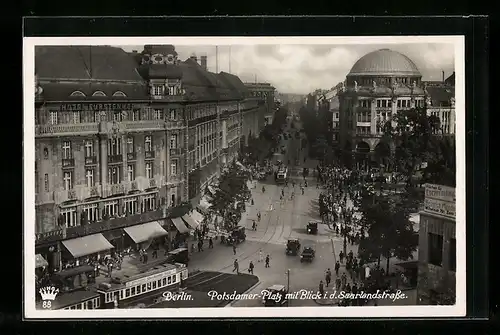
(34, 45), (274, 271)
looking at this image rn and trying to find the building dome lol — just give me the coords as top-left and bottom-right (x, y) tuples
(348, 49), (421, 77)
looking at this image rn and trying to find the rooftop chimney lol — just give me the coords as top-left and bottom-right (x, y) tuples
(201, 55), (207, 71)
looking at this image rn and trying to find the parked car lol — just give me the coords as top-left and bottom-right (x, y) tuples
(262, 285), (288, 306)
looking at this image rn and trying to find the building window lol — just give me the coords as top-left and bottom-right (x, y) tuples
(63, 171), (73, 190)
(145, 162), (153, 179)
(154, 109), (163, 120)
(62, 141), (72, 159)
(170, 134), (178, 149)
(127, 137), (134, 154)
(143, 194), (156, 211)
(92, 91), (106, 97)
(153, 85), (163, 96)
(60, 207), (77, 227)
(127, 164), (135, 182)
(50, 111), (58, 125)
(108, 138), (122, 156)
(72, 112), (80, 124)
(113, 111), (123, 122)
(83, 204), (99, 222)
(108, 166), (121, 184)
(170, 160), (178, 176)
(85, 168), (94, 187)
(44, 174), (49, 192)
(84, 140), (93, 157)
(449, 238), (456, 272)
(132, 109), (140, 121)
(428, 233), (444, 266)
(168, 86), (175, 96)
(124, 197), (138, 214)
(145, 136), (152, 152)
(169, 109), (177, 120)
(104, 200), (119, 217)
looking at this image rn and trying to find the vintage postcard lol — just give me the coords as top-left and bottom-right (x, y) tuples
(23, 36), (465, 319)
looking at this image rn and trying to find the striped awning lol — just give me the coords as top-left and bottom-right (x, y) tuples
(182, 215), (200, 230)
(171, 217), (191, 234)
(124, 221), (168, 244)
(62, 233), (114, 258)
(35, 254), (48, 268)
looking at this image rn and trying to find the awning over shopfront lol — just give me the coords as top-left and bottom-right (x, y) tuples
(35, 254), (48, 268)
(197, 197), (211, 213)
(61, 233), (114, 258)
(123, 221), (168, 244)
(192, 210), (205, 224)
(182, 215), (200, 230)
(171, 217), (191, 234)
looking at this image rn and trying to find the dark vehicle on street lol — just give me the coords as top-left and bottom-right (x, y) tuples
(49, 265), (96, 294)
(300, 246), (316, 262)
(286, 238), (301, 255)
(262, 285), (288, 306)
(226, 226), (246, 245)
(306, 220), (319, 234)
(167, 247), (189, 265)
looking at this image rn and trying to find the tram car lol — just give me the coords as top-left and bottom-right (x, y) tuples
(41, 262), (189, 310)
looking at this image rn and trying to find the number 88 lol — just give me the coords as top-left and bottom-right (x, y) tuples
(42, 301), (52, 309)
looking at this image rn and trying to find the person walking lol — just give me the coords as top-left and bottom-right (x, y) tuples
(233, 244), (237, 256)
(319, 280), (325, 296)
(248, 261), (255, 274)
(339, 251), (344, 264)
(208, 237), (213, 249)
(258, 249), (263, 262)
(265, 254), (270, 268)
(233, 259), (240, 274)
(325, 268), (332, 287)
(334, 261), (340, 276)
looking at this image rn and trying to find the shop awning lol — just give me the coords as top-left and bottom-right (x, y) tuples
(123, 221), (168, 244)
(62, 233), (114, 258)
(171, 217), (191, 234)
(35, 254), (48, 268)
(182, 215), (200, 230)
(198, 197), (211, 213)
(192, 210), (205, 224)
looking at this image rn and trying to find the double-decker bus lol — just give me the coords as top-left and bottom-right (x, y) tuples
(43, 262), (188, 310)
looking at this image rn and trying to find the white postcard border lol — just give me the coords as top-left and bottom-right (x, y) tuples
(23, 35), (466, 319)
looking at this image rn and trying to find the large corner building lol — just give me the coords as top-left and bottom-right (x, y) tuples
(34, 45), (275, 270)
(338, 49), (455, 169)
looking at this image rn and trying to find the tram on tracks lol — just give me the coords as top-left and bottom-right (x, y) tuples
(40, 262), (189, 310)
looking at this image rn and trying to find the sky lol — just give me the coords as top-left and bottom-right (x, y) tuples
(121, 43), (455, 95)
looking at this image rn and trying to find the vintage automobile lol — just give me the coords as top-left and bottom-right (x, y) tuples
(226, 226), (246, 245)
(262, 284), (288, 307)
(306, 221), (319, 234)
(285, 238), (301, 256)
(166, 247), (189, 265)
(300, 247), (316, 262)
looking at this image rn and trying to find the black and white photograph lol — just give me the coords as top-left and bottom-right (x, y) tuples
(23, 36), (465, 318)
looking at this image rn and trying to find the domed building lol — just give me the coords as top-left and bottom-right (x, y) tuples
(337, 48), (455, 170)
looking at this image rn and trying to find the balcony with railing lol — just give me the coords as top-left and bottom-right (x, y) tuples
(62, 158), (75, 168)
(166, 120), (185, 129)
(145, 151), (155, 160)
(54, 185), (102, 203)
(108, 154), (123, 164)
(101, 183), (127, 198)
(123, 120), (165, 131)
(85, 156), (97, 166)
(35, 202), (194, 246)
(35, 123), (99, 137)
(169, 148), (182, 156)
(127, 152), (137, 161)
